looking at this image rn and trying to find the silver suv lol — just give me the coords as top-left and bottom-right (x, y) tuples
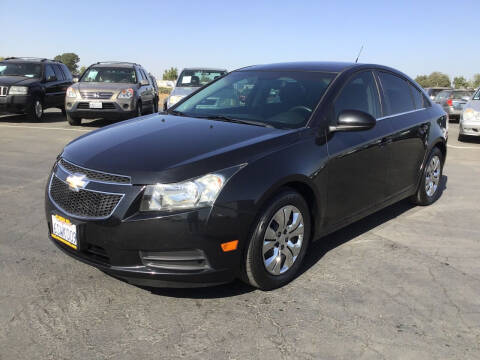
(65, 62), (158, 126)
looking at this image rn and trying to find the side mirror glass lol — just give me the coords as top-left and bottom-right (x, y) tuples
(46, 75), (57, 82)
(72, 77), (79, 83)
(329, 110), (376, 133)
(140, 79), (149, 86)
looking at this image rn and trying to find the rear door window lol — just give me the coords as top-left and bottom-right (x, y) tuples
(52, 64), (65, 81)
(334, 71), (381, 119)
(378, 72), (415, 115)
(409, 84), (427, 109)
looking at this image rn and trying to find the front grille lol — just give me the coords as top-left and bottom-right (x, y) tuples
(59, 158), (130, 184)
(80, 92), (113, 100)
(77, 102), (116, 110)
(0, 86), (8, 97)
(49, 175), (123, 218)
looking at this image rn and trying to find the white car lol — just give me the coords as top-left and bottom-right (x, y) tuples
(459, 88), (480, 141)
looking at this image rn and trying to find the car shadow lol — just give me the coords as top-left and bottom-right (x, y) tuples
(459, 136), (480, 144)
(0, 112), (65, 124)
(132, 175), (448, 299)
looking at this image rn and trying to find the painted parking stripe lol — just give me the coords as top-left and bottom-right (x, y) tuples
(447, 144), (480, 150)
(0, 124), (91, 132)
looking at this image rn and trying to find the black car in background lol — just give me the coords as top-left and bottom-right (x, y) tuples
(45, 62), (447, 290)
(0, 57), (73, 121)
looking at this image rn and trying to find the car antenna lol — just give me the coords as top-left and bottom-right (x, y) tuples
(355, 45), (364, 63)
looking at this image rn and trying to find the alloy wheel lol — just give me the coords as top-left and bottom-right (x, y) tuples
(425, 155), (441, 197)
(262, 205), (304, 275)
(35, 100), (43, 119)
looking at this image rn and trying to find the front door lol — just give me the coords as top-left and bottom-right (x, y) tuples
(324, 70), (391, 227)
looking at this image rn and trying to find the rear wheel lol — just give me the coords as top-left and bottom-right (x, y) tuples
(67, 113), (81, 126)
(153, 98), (159, 113)
(243, 189), (311, 290)
(136, 101), (143, 117)
(411, 147), (444, 206)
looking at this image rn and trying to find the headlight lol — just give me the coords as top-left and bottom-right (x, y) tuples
(462, 108), (480, 122)
(117, 88), (134, 99)
(140, 173), (226, 212)
(9, 86), (28, 95)
(168, 95), (184, 106)
(66, 87), (77, 98)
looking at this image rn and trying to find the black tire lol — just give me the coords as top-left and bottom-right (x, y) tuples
(67, 113), (81, 126)
(136, 101), (143, 117)
(61, 108), (66, 117)
(30, 98), (44, 122)
(243, 189), (311, 290)
(411, 147), (444, 206)
(153, 98), (159, 113)
(458, 134), (468, 142)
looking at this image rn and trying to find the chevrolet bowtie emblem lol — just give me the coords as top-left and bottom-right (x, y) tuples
(66, 173), (89, 192)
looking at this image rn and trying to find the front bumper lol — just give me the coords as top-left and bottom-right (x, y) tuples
(0, 95), (32, 114)
(459, 120), (480, 136)
(65, 98), (137, 120)
(44, 167), (248, 287)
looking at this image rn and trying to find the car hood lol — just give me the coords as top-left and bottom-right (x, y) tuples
(62, 114), (295, 184)
(464, 99), (480, 112)
(74, 82), (136, 93)
(171, 86), (199, 97)
(0, 76), (38, 86)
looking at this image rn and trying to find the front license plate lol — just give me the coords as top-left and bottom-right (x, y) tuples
(89, 101), (102, 109)
(51, 214), (78, 250)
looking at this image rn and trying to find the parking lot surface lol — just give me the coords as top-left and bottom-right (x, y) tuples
(1, 111), (479, 359)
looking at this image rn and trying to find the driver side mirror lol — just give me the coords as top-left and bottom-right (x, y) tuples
(329, 110), (376, 133)
(140, 79), (149, 86)
(46, 74), (57, 82)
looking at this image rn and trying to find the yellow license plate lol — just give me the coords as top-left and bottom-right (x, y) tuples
(51, 214), (77, 250)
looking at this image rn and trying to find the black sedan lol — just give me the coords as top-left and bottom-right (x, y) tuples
(45, 62), (447, 290)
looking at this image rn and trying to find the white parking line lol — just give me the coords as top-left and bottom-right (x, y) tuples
(447, 144), (480, 150)
(0, 124), (91, 132)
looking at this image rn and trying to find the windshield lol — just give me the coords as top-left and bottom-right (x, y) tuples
(0, 62), (42, 78)
(177, 70), (226, 88)
(173, 70), (336, 129)
(80, 67), (137, 83)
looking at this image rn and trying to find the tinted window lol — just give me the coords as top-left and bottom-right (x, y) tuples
(141, 69), (150, 84)
(61, 64), (72, 80)
(136, 68), (144, 82)
(435, 90), (451, 101)
(52, 64), (64, 80)
(0, 62), (42, 78)
(175, 70), (335, 129)
(410, 84), (425, 109)
(81, 67), (137, 83)
(379, 72), (415, 115)
(44, 64), (56, 81)
(334, 71), (381, 119)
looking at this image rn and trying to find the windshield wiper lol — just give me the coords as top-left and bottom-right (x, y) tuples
(166, 109), (186, 116)
(194, 115), (273, 128)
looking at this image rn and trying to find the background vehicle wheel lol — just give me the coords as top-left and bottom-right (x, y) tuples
(136, 101), (143, 117)
(67, 113), (81, 126)
(30, 98), (44, 122)
(153, 98), (159, 113)
(458, 134), (468, 142)
(411, 147), (444, 206)
(243, 189), (311, 290)
(61, 108), (66, 117)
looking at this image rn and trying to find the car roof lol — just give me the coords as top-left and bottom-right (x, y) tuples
(1, 57), (60, 64)
(181, 67), (227, 72)
(235, 61), (407, 75)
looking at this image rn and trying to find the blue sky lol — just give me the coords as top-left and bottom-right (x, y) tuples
(1, 0), (478, 80)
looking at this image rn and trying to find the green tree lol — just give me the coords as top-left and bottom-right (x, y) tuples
(162, 67), (178, 81)
(0, 57), (4, 61)
(453, 76), (468, 89)
(79, 66), (87, 75)
(470, 73), (480, 89)
(427, 72), (451, 87)
(415, 75), (429, 88)
(54, 53), (80, 73)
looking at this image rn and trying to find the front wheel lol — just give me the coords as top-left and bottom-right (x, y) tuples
(67, 113), (81, 126)
(30, 98), (44, 122)
(243, 189), (311, 290)
(411, 147), (444, 206)
(136, 102), (143, 117)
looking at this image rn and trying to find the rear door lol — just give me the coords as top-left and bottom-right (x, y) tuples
(376, 71), (430, 197)
(52, 64), (69, 107)
(325, 70), (391, 226)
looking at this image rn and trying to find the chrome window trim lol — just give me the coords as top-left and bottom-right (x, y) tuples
(376, 107), (427, 122)
(48, 174), (125, 221)
(58, 158), (131, 185)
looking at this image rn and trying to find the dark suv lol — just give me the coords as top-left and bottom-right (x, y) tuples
(0, 57), (73, 121)
(65, 62), (158, 126)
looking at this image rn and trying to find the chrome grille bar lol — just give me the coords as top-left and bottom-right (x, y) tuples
(0, 86), (8, 97)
